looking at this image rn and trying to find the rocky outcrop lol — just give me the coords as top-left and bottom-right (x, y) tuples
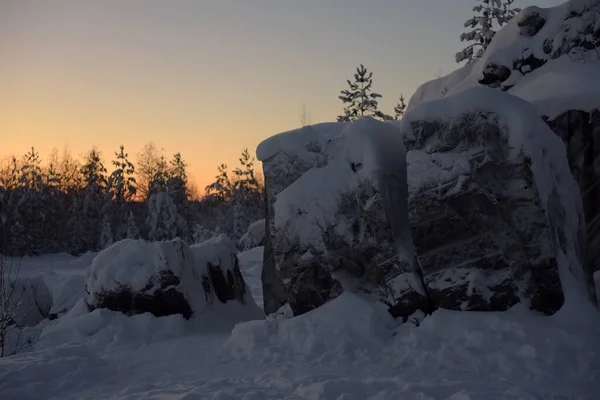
(85, 236), (260, 319)
(518, 11), (546, 37)
(478, 1), (600, 90)
(544, 109), (600, 282)
(258, 119), (429, 318)
(405, 113), (565, 313)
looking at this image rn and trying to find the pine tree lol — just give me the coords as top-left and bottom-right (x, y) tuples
(1, 157), (24, 255)
(66, 196), (85, 255)
(167, 153), (190, 241)
(205, 164), (232, 203)
(125, 210), (140, 239)
(106, 145), (137, 241)
(456, 0), (521, 63)
(80, 149), (107, 251)
(18, 147), (45, 255)
(99, 214), (114, 249)
(146, 192), (185, 242)
(148, 155), (168, 198)
(337, 64), (386, 122)
(231, 149), (262, 239)
(106, 145), (137, 205)
(394, 95), (407, 120)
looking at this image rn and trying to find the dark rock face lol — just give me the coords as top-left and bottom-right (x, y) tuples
(544, 109), (600, 287)
(207, 256), (247, 304)
(518, 12), (546, 37)
(93, 270), (193, 319)
(479, 64), (512, 88)
(406, 113), (567, 314)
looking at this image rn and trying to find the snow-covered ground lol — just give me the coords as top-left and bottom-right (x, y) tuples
(1, 251), (600, 399)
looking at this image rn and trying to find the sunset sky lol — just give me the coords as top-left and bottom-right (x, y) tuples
(1, 0), (564, 191)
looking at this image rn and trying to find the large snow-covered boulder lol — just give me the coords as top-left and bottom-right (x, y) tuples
(85, 236), (262, 319)
(258, 118), (429, 318)
(402, 87), (597, 312)
(238, 219), (266, 251)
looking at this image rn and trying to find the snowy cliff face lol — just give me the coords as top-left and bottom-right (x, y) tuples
(85, 236), (263, 320)
(403, 87), (596, 311)
(258, 118), (429, 318)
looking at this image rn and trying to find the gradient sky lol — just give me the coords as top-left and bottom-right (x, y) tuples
(1, 0), (565, 190)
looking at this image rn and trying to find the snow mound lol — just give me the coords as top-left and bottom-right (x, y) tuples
(85, 236), (263, 320)
(8, 276), (52, 327)
(409, 0), (600, 118)
(238, 219), (266, 251)
(226, 292), (396, 362)
(404, 86), (596, 307)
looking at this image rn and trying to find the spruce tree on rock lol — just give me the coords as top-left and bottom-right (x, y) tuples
(394, 95), (407, 120)
(456, 0), (521, 63)
(337, 64), (387, 122)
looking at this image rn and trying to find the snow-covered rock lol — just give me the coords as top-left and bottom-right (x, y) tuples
(402, 86), (597, 312)
(7, 276), (52, 327)
(238, 219), (266, 251)
(85, 236), (262, 320)
(258, 118), (429, 318)
(408, 0), (600, 118)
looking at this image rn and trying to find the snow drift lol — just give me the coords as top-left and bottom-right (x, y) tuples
(85, 236), (263, 320)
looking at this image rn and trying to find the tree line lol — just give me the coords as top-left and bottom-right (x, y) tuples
(0, 145), (263, 257)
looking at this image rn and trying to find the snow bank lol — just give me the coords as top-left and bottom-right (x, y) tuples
(403, 86), (596, 307)
(408, 0), (600, 118)
(227, 292), (396, 362)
